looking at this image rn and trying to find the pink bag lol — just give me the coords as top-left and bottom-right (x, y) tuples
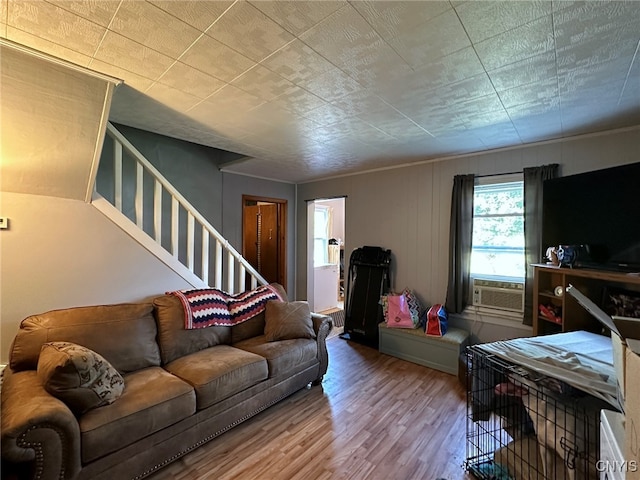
(385, 294), (415, 328)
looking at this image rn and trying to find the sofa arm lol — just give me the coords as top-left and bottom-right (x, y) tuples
(1, 368), (81, 480)
(311, 313), (333, 384)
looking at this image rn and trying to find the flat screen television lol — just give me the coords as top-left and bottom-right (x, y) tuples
(542, 161), (640, 272)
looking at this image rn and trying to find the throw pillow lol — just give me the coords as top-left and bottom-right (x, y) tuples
(264, 301), (316, 342)
(37, 342), (125, 415)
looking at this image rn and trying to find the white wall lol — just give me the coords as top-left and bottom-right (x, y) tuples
(0, 192), (196, 363)
(296, 126), (640, 343)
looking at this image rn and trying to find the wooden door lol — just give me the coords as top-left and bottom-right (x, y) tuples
(242, 196), (286, 288)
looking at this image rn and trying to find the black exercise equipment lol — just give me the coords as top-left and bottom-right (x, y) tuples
(341, 246), (391, 347)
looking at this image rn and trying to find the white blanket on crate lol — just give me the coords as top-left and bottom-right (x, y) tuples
(476, 330), (618, 408)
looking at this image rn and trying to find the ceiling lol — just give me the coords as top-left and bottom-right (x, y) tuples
(2, 1), (639, 183)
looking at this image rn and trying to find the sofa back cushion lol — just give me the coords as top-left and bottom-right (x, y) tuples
(231, 283), (288, 344)
(153, 294), (231, 365)
(10, 303), (160, 373)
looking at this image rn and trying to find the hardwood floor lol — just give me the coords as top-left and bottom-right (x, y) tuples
(148, 336), (475, 480)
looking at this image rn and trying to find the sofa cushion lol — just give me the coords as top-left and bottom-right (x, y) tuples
(231, 283), (288, 344)
(264, 301), (316, 342)
(233, 336), (318, 379)
(79, 366), (195, 464)
(164, 345), (268, 410)
(10, 303), (160, 373)
(153, 294), (231, 365)
(37, 342), (125, 415)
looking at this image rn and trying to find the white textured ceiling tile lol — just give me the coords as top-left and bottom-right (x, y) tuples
(231, 64), (297, 102)
(6, 0), (640, 182)
(271, 86), (326, 116)
(560, 104), (628, 136)
(375, 47), (485, 103)
(302, 103), (353, 127)
(6, 26), (93, 67)
(388, 87), (442, 116)
(145, 82), (202, 113)
(560, 92), (625, 131)
(457, 98), (510, 124)
(358, 111), (431, 140)
(180, 34), (255, 83)
(386, 9), (471, 68)
(413, 94), (507, 133)
(455, 1), (551, 43)
(200, 84), (265, 112)
(283, 115), (323, 134)
(295, 67), (363, 103)
(352, 1), (451, 41)
(249, 1), (346, 36)
(472, 122), (523, 149)
(260, 39), (334, 83)
(152, 123), (232, 148)
(187, 101), (252, 136)
(488, 52), (556, 92)
(7, 0), (106, 57)
(110, 85), (176, 129)
(348, 53), (413, 89)
(431, 73), (497, 107)
(430, 133), (486, 153)
(90, 59), (153, 92)
(299, 4), (411, 86)
(330, 117), (394, 142)
(109, 2), (201, 59)
(620, 58), (640, 102)
(311, 123), (353, 143)
(498, 78), (558, 109)
(149, 0), (234, 31)
(507, 97), (560, 120)
(556, 31), (639, 73)
(553, 1), (640, 50)
(558, 60), (628, 96)
(94, 31), (175, 81)
(45, 0), (121, 28)
(512, 113), (563, 142)
(474, 15), (554, 71)
(207, 1), (294, 63)
(158, 62), (227, 100)
(329, 91), (390, 118)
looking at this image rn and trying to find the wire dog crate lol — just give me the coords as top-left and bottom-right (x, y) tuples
(465, 345), (609, 480)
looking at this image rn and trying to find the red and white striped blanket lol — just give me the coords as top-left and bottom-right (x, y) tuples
(169, 284), (284, 330)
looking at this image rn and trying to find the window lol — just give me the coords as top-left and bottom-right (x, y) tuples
(471, 176), (525, 280)
(313, 205), (331, 266)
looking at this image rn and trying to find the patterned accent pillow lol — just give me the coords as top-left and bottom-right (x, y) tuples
(264, 301), (316, 342)
(37, 342), (125, 415)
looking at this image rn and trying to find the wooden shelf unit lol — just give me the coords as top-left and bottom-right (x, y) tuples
(532, 264), (640, 336)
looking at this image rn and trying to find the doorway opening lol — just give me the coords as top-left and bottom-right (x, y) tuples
(307, 197), (345, 315)
(242, 195), (286, 289)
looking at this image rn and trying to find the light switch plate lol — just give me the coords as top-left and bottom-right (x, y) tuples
(0, 217), (9, 229)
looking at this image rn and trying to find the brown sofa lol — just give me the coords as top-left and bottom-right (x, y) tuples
(1, 284), (332, 480)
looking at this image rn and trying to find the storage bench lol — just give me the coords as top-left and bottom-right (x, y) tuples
(378, 322), (470, 375)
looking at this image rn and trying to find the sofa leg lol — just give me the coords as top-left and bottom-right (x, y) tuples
(311, 377), (323, 386)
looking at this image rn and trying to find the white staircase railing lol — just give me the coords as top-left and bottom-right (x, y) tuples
(95, 122), (267, 293)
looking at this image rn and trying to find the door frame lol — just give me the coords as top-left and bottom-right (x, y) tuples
(306, 196), (346, 311)
(242, 195), (287, 287)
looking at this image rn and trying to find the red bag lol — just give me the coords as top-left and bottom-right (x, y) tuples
(385, 294), (415, 328)
(425, 304), (448, 336)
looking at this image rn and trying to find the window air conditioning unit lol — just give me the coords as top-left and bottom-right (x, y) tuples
(472, 278), (524, 313)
